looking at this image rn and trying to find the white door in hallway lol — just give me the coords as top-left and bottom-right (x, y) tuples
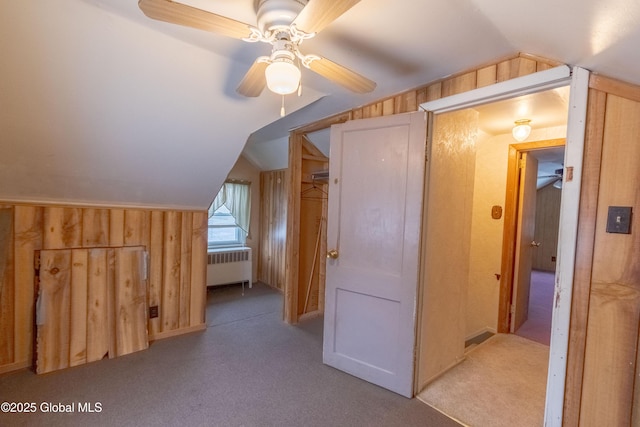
(511, 152), (538, 332)
(323, 111), (426, 398)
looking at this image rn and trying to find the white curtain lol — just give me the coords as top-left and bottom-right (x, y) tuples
(208, 181), (251, 236)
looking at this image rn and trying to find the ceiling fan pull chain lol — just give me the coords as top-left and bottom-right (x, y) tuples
(281, 95), (286, 117)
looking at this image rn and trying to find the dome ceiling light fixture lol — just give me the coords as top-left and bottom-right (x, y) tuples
(512, 119), (532, 142)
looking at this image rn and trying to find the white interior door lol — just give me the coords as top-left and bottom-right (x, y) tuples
(323, 111), (426, 398)
(511, 152), (538, 332)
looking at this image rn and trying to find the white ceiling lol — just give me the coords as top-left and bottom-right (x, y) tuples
(2, 0), (639, 209)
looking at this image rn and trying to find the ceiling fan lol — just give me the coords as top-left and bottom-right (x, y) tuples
(539, 167), (563, 189)
(138, 0), (377, 99)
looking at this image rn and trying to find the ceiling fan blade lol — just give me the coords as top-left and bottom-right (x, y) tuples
(138, 0), (254, 40)
(308, 57), (376, 93)
(236, 60), (268, 97)
(292, 0), (361, 34)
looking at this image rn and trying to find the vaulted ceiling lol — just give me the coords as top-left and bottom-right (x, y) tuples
(2, 0), (639, 209)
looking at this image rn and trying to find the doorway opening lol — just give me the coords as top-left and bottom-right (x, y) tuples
(416, 84), (572, 426)
(506, 144), (565, 346)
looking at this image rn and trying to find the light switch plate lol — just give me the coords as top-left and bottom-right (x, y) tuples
(606, 206), (632, 234)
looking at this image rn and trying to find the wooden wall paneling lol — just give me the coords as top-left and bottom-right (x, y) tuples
(578, 93), (640, 426)
(634, 326), (640, 426)
(426, 82), (442, 101)
(0, 207), (14, 365)
(161, 211), (182, 331)
(298, 197), (323, 315)
(109, 209), (125, 247)
(82, 208), (109, 247)
(476, 65), (497, 88)
(0, 202), (206, 375)
(148, 211), (164, 336)
(106, 248), (117, 358)
(43, 207), (82, 249)
(383, 98), (395, 116)
(124, 209), (151, 247)
(69, 249), (88, 367)
(179, 212), (192, 328)
(190, 212), (207, 326)
(13, 206), (42, 366)
(258, 172), (270, 286)
(364, 102), (383, 118)
(285, 134), (303, 323)
(441, 71), (477, 97)
(259, 170), (288, 290)
(113, 246), (148, 357)
(86, 248), (109, 363)
(415, 87), (428, 107)
(397, 90), (417, 114)
(580, 283), (640, 426)
(496, 57), (537, 82)
(589, 74), (640, 103)
(258, 173), (268, 285)
(36, 249), (72, 374)
(563, 88), (607, 427)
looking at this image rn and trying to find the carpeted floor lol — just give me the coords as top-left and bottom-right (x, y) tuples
(515, 270), (554, 345)
(417, 334), (549, 427)
(0, 282), (460, 427)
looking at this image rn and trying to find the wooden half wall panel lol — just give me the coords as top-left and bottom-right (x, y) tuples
(0, 207), (15, 366)
(36, 247), (149, 374)
(113, 247), (149, 357)
(0, 203), (207, 375)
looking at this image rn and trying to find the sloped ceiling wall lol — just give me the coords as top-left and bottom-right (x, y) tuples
(4, 0), (640, 206)
(0, 0), (323, 209)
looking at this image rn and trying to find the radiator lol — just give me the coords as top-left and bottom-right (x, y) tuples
(206, 247), (252, 289)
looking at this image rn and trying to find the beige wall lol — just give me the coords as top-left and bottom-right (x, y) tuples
(226, 155), (261, 283)
(419, 109), (479, 385)
(466, 125), (567, 338)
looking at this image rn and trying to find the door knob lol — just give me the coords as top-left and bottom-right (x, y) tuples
(530, 241), (541, 247)
(327, 249), (339, 259)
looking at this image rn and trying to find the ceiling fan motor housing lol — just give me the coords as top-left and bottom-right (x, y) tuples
(257, 0), (307, 32)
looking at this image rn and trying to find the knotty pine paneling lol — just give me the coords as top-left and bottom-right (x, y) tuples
(259, 170), (287, 291)
(348, 54), (558, 121)
(0, 207), (15, 365)
(0, 203), (207, 374)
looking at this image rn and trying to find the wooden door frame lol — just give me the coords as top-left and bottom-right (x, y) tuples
(284, 113), (351, 324)
(498, 138), (566, 334)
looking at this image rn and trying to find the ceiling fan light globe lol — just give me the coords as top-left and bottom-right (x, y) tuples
(265, 59), (301, 95)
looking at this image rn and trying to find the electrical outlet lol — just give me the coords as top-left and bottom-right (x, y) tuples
(149, 305), (159, 319)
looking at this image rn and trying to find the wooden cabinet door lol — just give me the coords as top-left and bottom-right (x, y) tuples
(36, 246), (148, 374)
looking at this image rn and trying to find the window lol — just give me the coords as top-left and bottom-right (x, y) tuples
(208, 205), (245, 247)
(208, 181), (250, 248)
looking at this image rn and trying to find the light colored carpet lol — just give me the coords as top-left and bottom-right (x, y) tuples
(417, 334), (549, 427)
(0, 282), (460, 427)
